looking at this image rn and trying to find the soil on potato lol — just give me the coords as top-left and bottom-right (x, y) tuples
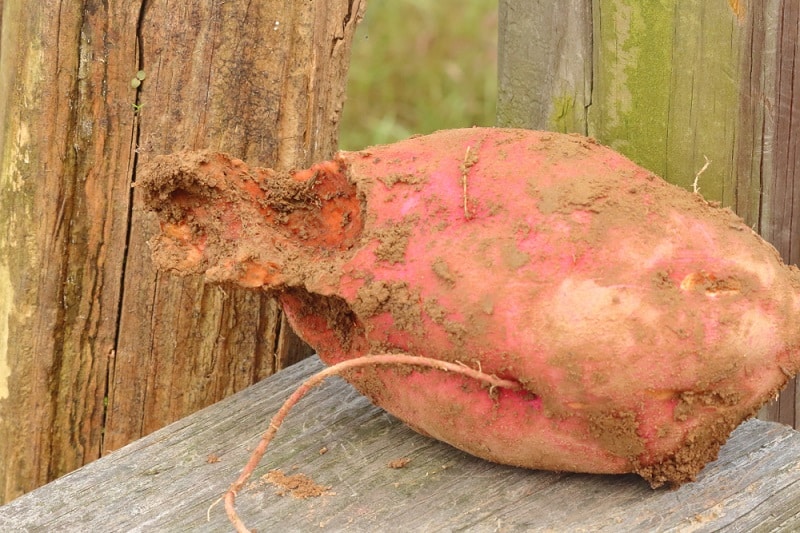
(139, 129), (800, 488)
(141, 151), (364, 287)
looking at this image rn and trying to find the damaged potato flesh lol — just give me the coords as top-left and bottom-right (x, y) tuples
(140, 128), (800, 488)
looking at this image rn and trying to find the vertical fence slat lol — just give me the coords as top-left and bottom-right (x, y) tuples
(497, 0), (592, 133)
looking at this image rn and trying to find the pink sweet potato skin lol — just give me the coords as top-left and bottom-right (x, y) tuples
(141, 128), (800, 487)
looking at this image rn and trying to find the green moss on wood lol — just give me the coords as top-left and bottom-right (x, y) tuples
(0, 265), (11, 399)
(589, 0), (673, 177)
(548, 94), (579, 133)
(588, 0), (741, 204)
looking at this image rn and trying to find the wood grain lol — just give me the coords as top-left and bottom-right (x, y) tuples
(744, 0), (800, 426)
(1, 356), (799, 532)
(105, 0), (359, 453)
(497, 0), (592, 133)
(0, 0), (141, 501)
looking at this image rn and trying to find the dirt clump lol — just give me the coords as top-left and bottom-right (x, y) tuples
(263, 469), (332, 499)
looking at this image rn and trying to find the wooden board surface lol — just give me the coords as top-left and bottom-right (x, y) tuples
(2, 356), (800, 532)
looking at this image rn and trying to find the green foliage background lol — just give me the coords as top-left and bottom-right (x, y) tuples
(339, 0), (498, 150)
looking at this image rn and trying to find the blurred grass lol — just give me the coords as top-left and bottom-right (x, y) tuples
(339, 0), (498, 150)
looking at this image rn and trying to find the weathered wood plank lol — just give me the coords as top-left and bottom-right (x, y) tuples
(497, 0), (592, 134)
(1, 356), (799, 531)
(104, 0), (360, 454)
(742, 0), (800, 426)
(589, 0), (744, 201)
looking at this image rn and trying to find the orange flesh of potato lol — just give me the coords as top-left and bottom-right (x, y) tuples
(140, 128), (800, 488)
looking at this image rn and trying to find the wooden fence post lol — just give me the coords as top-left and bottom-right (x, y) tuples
(498, 0), (800, 427)
(0, 0), (363, 503)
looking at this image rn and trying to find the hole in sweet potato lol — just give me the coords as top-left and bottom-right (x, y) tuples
(679, 272), (741, 296)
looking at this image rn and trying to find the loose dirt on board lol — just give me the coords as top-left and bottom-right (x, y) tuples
(261, 469), (332, 499)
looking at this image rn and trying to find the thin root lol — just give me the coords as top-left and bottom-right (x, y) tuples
(460, 145), (480, 219)
(462, 146), (472, 219)
(222, 353), (520, 532)
(207, 495), (223, 522)
(692, 155), (711, 195)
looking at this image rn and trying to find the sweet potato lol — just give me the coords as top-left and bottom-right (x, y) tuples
(140, 128), (800, 488)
